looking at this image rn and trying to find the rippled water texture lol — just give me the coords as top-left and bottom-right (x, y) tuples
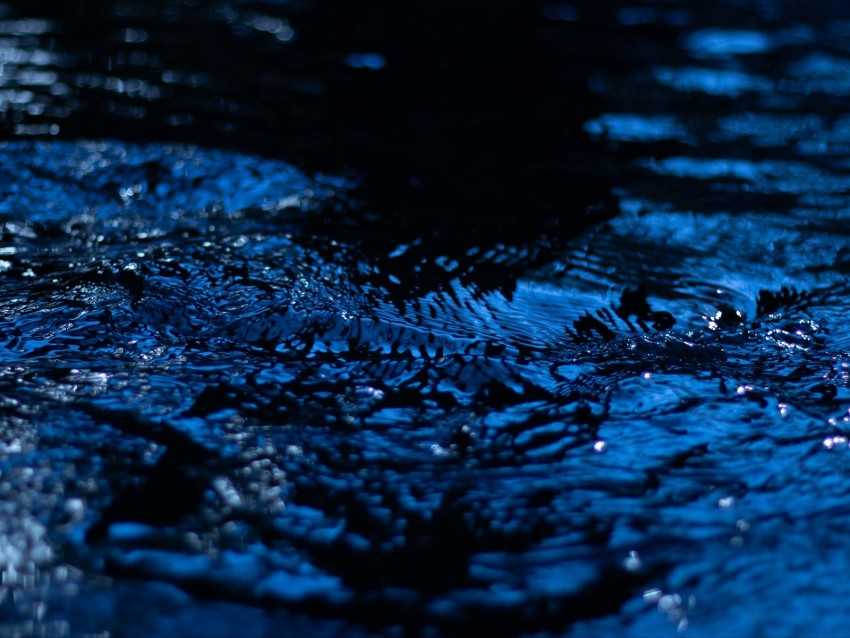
(4, 0), (850, 636)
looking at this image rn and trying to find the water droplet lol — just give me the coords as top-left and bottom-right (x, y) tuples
(623, 550), (642, 572)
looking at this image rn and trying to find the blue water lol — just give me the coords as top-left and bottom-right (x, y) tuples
(3, 0), (850, 636)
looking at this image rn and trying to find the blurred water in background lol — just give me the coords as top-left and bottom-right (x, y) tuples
(2, 0), (850, 636)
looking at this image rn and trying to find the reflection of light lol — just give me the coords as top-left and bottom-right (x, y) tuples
(430, 444), (450, 457)
(659, 595), (688, 631)
(246, 13), (294, 42)
(161, 69), (209, 88)
(0, 88), (34, 107)
(344, 53), (386, 70)
(120, 27), (148, 43)
(823, 436), (848, 450)
(789, 52), (850, 79)
(683, 29), (772, 58)
(66, 73), (163, 98)
(647, 156), (761, 180)
(647, 155), (850, 195)
(654, 66), (773, 96)
(12, 68), (57, 85)
(785, 53), (850, 96)
(103, 76), (162, 99)
(0, 19), (52, 35)
(623, 550), (642, 571)
(12, 123), (60, 135)
(717, 113), (823, 146)
(584, 113), (687, 143)
(0, 40), (73, 113)
(0, 42), (59, 66)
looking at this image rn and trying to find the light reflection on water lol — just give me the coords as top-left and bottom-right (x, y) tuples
(652, 66), (774, 96)
(584, 114), (690, 143)
(682, 28), (773, 58)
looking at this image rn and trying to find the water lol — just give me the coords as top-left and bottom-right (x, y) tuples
(2, 0), (850, 636)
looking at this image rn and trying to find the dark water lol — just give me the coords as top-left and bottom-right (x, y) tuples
(2, 0), (850, 635)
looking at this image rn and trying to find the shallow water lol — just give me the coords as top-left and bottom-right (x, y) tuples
(3, 0), (850, 636)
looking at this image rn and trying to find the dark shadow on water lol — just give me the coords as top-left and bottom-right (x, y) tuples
(2, 0), (616, 218)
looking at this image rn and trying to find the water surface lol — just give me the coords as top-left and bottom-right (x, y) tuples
(2, 1), (850, 636)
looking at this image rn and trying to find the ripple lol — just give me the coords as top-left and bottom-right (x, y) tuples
(682, 29), (773, 59)
(652, 66), (774, 96)
(584, 113), (691, 143)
